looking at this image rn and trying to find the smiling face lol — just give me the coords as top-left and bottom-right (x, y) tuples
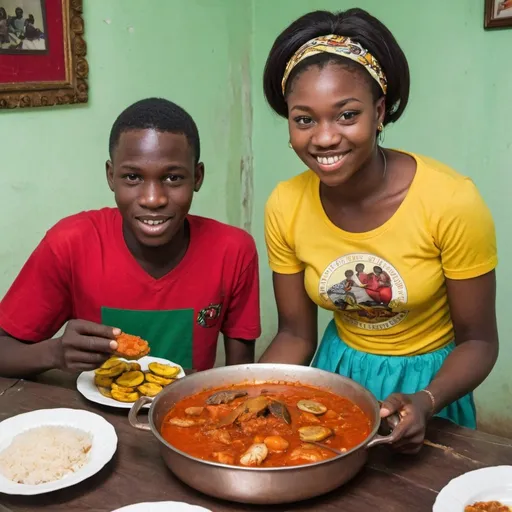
(106, 129), (204, 249)
(287, 63), (385, 188)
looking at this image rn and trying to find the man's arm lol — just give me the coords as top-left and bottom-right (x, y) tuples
(0, 328), (61, 377)
(0, 322), (119, 378)
(224, 336), (255, 366)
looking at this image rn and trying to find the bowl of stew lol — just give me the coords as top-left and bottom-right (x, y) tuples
(128, 364), (398, 505)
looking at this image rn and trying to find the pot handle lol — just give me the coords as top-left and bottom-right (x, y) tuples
(128, 396), (153, 431)
(366, 409), (402, 449)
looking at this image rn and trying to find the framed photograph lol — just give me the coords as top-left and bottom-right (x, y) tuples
(0, 0), (88, 109)
(0, 0), (48, 54)
(485, 0), (512, 29)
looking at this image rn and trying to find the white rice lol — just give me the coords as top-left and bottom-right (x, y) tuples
(0, 426), (92, 485)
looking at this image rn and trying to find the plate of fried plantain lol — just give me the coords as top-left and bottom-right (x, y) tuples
(77, 356), (185, 409)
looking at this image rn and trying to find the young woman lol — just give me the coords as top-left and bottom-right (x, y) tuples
(259, 8), (498, 453)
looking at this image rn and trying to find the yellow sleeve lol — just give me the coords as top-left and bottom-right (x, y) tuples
(264, 184), (305, 274)
(436, 178), (497, 280)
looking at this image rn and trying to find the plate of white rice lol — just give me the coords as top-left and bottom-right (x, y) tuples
(0, 408), (117, 495)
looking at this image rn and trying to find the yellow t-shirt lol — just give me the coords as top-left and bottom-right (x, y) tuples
(264, 152), (497, 356)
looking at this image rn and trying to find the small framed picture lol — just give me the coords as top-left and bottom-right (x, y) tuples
(485, 0), (512, 29)
(0, 0), (48, 54)
(0, 0), (88, 109)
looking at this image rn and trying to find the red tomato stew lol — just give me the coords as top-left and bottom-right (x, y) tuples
(160, 382), (372, 468)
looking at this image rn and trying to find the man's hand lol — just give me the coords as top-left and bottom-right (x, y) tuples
(54, 319), (120, 372)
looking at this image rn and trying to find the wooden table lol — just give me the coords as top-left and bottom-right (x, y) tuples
(1, 374), (511, 512)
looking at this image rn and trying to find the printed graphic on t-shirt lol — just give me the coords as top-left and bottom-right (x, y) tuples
(197, 303), (222, 328)
(319, 253), (409, 330)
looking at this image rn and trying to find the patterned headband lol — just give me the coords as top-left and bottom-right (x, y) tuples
(281, 34), (388, 95)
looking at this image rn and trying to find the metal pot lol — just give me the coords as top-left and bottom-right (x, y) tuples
(129, 363), (399, 505)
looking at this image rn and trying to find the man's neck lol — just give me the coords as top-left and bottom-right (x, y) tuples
(123, 220), (190, 279)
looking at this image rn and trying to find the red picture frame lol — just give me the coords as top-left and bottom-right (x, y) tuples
(0, 0), (88, 109)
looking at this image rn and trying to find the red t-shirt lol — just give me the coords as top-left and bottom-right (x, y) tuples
(0, 208), (261, 370)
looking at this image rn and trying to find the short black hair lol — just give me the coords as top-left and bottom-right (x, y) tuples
(263, 8), (410, 126)
(109, 97), (200, 163)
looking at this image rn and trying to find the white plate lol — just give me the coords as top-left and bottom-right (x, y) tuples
(77, 356), (185, 409)
(112, 502), (211, 512)
(0, 408), (117, 495)
(434, 466), (512, 511)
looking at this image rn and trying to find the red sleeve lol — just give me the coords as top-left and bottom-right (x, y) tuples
(0, 237), (72, 342)
(221, 235), (261, 341)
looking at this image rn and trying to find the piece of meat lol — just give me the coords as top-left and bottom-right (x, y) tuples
(209, 429), (232, 445)
(205, 404), (232, 420)
(212, 451), (235, 465)
(289, 443), (326, 463)
(300, 411), (321, 424)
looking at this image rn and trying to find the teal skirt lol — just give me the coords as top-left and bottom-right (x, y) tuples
(313, 320), (476, 429)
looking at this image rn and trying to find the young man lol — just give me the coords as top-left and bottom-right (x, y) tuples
(0, 98), (260, 377)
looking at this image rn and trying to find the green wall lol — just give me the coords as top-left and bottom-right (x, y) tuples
(1, 0), (511, 435)
(251, 0), (512, 435)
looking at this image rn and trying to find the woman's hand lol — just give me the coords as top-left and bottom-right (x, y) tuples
(379, 391), (434, 454)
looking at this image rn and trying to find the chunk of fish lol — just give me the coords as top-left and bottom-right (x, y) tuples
(209, 429), (232, 445)
(212, 451), (235, 465)
(185, 406), (204, 416)
(168, 417), (206, 427)
(215, 403), (246, 427)
(218, 396), (270, 427)
(240, 443), (268, 466)
(300, 411), (321, 424)
(237, 396), (271, 423)
(268, 400), (292, 425)
(289, 443), (325, 463)
(206, 389), (248, 405)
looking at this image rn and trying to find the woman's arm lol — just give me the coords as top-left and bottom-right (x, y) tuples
(425, 271), (498, 410)
(259, 272), (318, 365)
(381, 271), (498, 452)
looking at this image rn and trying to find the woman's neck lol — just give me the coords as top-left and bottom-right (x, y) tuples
(321, 146), (387, 206)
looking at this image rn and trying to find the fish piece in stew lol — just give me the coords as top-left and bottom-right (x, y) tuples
(268, 400), (292, 424)
(206, 389), (248, 405)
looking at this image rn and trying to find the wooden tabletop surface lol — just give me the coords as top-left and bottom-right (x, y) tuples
(0, 373), (511, 512)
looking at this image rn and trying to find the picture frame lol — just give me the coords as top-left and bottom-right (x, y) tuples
(0, 0), (88, 109)
(485, 0), (512, 29)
